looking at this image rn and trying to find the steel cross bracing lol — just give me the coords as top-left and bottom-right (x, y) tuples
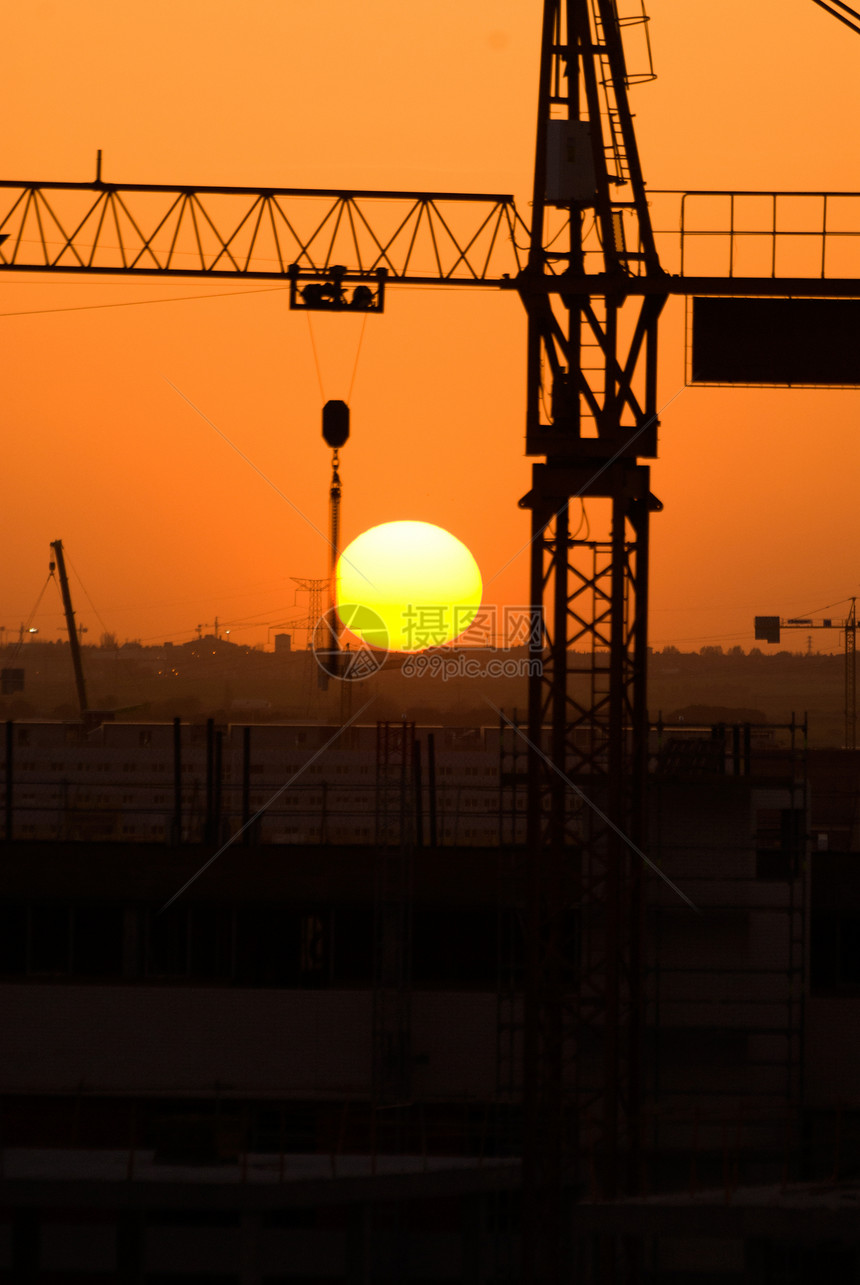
(0, 171), (525, 287)
(6, 171), (860, 299)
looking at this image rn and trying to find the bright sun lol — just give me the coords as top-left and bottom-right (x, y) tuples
(335, 521), (483, 653)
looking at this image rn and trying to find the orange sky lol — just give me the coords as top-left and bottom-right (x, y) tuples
(1, 0), (859, 655)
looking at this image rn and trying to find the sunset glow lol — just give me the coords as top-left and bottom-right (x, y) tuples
(335, 521), (483, 653)
(0, 3), (858, 654)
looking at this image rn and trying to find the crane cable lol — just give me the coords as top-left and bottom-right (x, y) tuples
(63, 548), (114, 643)
(63, 548), (158, 706)
(4, 572), (54, 664)
(305, 313), (327, 402)
(791, 594), (857, 620)
(305, 310), (370, 407)
(347, 312), (369, 403)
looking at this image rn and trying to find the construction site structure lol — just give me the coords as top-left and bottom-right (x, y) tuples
(2, 714), (858, 1281)
(373, 720), (416, 1124)
(756, 600), (857, 749)
(2, 1), (860, 1279)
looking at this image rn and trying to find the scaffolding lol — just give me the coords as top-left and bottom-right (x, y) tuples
(496, 708), (528, 1118)
(646, 718), (808, 1190)
(493, 716), (810, 1196)
(372, 721), (415, 1113)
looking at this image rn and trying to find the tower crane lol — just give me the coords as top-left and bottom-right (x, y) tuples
(756, 599), (857, 749)
(3, 2), (860, 1280)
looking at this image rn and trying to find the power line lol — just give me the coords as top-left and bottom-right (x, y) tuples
(0, 284), (288, 319)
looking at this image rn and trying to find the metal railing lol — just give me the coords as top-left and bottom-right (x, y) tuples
(650, 189), (860, 281)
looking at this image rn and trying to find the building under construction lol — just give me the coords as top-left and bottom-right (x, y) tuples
(1, 715), (859, 1281)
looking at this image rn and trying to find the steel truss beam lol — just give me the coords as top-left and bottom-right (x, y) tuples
(0, 178), (525, 285)
(4, 173), (857, 302)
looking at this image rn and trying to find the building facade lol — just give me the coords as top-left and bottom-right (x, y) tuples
(1, 719), (858, 1281)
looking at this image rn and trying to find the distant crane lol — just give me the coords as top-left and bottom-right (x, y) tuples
(195, 619), (227, 640)
(755, 599), (857, 748)
(49, 540), (88, 721)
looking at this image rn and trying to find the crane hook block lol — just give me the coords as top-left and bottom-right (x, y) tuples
(322, 400), (350, 449)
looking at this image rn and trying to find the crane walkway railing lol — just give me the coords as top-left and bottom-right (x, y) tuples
(649, 189), (860, 283)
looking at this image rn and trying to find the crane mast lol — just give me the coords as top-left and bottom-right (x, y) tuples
(50, 540), (89, 720)
(519, 2), (666, 1277)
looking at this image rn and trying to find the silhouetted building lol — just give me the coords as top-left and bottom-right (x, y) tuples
(1, 720), (859, 1279)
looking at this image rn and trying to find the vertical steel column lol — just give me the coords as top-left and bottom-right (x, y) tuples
(372, 721), (415, 1110)
(522, 491), (555, 1282)
(627, 482), (651, 1195)
(5, 720), (13, 842)
(242, 725), (252, 841)
(427, 732), (438, 848)
(205, 717), (215, 844)
(214, 728), (223, 843)
(845, 599), (856, 750)
(172, 716), (182, 845)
